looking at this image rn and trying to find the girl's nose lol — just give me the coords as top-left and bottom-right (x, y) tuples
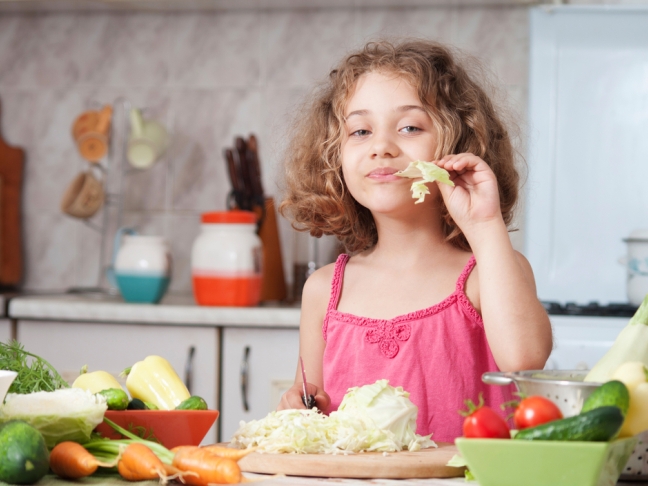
(370, 130), (399, 159)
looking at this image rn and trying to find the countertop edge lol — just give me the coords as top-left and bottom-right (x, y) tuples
(7, 295), (301, 328)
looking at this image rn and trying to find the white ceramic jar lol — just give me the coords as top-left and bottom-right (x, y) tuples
(622, 229), (648, 307)
(114, 233), (172, 304)
(191, 211), (262, 306)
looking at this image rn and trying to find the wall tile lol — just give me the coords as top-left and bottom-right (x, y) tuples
(452, 6), (529, 87)
(22, 211), (78, 290)
(357, 7), (454, 44)
(169, 88), (262, 211)
(262, 9), (357, 88)
(75, 13), (174, 88)
(167, 12), (262, 89)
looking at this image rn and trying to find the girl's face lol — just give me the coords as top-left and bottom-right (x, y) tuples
(340, 71), (438, 215)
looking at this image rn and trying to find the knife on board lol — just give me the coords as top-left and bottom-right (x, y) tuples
(300, 356), (317, 410)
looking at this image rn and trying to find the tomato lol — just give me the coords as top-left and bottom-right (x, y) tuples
(513, 396), (563, 430)
(461, 398), (510, 439)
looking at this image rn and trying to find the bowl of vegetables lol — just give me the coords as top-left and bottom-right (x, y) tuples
(455, 436), (637, 486)
(95, 409), (219, 449)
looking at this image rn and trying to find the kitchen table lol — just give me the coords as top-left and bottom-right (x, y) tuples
(6, 474), (648, 485)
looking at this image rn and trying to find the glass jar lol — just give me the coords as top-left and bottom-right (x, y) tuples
(191, 210), (262, 306)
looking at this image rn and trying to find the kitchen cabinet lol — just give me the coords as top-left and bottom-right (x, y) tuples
(0, 319), (11, 343)
(220, 327), (299, 441)
(16, 320), (219, 443)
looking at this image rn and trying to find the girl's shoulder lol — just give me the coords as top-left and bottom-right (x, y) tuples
(301, 261), (337, 317)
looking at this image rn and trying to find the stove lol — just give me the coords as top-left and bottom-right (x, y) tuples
(542, 301), (638, 317)
(542, 302), (631, 371)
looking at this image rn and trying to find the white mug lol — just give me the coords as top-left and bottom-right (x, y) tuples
(127, 108), (168, 169)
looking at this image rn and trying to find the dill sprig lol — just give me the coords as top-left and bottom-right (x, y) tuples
(0, 340), (69, 394)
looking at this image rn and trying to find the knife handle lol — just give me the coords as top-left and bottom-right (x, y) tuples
(240, 346), (250, 412)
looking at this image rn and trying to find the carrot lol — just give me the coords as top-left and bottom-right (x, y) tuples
(202, 444), (256, 461)
(50, 441), (117, 479)
(118, 442), (196, 484)
(173, 446), (242, 485)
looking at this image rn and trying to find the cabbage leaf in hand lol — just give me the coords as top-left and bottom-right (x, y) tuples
(395, 160), (454, 203)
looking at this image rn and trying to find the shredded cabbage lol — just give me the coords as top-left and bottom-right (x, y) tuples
(230, 380), (435, 454)
(395, 160), (454, 203)
(0, 388), (107, 448)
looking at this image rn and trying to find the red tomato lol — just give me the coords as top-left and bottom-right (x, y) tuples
(513, 396), (563, 429)
(462, 406), (510, 439)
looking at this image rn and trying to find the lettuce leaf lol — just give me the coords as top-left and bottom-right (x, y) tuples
(395, 160), (454, 203)
(0, 388), (107, 448)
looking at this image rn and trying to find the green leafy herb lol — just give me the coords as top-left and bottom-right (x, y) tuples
(0, 340), (69, 394)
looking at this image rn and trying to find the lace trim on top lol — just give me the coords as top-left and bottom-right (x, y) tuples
(322, 254), (483, 345)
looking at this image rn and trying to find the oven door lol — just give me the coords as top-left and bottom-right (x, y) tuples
(546, 315), (627, 371)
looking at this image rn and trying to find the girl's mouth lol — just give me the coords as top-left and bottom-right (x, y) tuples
(367, 167), (402, 181)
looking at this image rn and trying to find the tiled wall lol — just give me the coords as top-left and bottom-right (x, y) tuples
(0, 6), (533, 294)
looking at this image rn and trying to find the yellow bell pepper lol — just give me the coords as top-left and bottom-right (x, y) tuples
(72, 365), (123, 394)
(612, 361), (648, 437)
(124, 355), (190, 410)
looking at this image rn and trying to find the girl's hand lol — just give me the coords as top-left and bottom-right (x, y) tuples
(277, 382), (331, 413)
(434, 153), (503, 229)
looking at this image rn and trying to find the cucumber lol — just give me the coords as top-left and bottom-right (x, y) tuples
(581, 380), (630, 416)
(0, 420), (49, 485)
(144, 402), (159, 410)
(176, 396), (208, 410)
(514, 406), (623, 441)
(98, 388), (129, 410)
(127, 398), (147, 410)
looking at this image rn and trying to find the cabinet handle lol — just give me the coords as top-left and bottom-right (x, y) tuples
(185, 346), (196, 394)
(240, 346), (250, 412)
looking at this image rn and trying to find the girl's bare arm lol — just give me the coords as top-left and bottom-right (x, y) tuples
(436, 154), (552, 371)
(277, 264), (333, 412)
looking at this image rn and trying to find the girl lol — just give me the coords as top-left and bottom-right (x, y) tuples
(277, 39), (552, 442)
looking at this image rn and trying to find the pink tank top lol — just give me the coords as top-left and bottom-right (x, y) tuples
(322, 254), (513, 443)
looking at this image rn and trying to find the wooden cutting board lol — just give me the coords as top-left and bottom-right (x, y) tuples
(0, 98), (24, 287)
(236, 442), (464, 479)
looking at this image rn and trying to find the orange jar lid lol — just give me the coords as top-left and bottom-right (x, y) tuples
(201, 210), (257, 224)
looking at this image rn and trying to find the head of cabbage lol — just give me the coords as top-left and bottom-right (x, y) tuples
(335, 379), (424, 450)
(0, 388), (107, 449)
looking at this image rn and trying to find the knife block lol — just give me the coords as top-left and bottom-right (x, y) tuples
(259, 197), (287, 302)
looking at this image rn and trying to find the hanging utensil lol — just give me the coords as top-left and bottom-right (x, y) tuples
(299, 356), (316, 409)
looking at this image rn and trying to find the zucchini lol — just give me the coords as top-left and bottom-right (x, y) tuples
(0, 420), (49, 485)
(581, 380), (630, 416)
(176, 396), (208, 410)
(98, 388), (129, 411)
(514, 406), (623, 441)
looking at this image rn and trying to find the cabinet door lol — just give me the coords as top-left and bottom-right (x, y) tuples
(0, 319), (12, 343)
(17, 320), (219, 443)
(220, 327), (299, 442)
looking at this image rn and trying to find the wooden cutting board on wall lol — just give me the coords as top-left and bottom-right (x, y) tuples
(0, 98), (24, 288)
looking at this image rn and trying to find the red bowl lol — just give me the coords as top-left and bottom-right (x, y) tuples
(96, 410), (219, 449)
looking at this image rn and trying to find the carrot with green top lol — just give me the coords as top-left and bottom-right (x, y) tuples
(50, 441), (118, 479)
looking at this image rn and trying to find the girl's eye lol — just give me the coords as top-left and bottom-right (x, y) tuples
(350, 129), (371, 137)
(400, 126), (421, 134)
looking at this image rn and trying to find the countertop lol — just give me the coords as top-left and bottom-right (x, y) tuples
(11, 474), (648, 485)
(7, 293), (301, 328)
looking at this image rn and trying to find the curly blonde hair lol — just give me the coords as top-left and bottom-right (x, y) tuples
(279, 39), (520, 253)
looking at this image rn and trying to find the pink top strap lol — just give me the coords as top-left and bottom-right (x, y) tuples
(456, 255), (477, 292)
(322, 254), (350, 339)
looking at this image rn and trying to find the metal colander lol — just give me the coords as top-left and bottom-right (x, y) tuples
(482, 369), (648, 480)
(482, 369), (599, 418)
